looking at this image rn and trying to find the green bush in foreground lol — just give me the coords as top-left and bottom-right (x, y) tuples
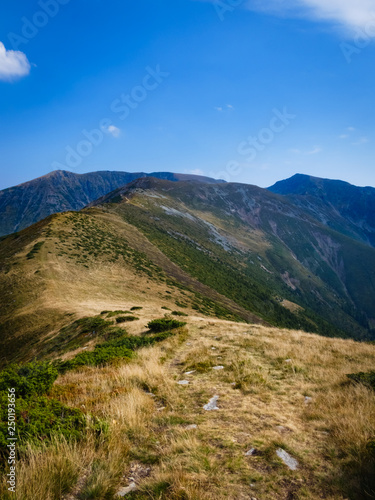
(0, 362), (87, 462)
(147, 318), (186, 333)
(0, 362), (58, 399)
(0, 319), (179, 465)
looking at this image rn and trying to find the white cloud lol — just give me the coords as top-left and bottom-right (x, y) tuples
(352, 136), (369, 145)
(245, 0), (375, 33)
(339, 134), (349, 139)
(106, 125), (121, 138)
(214, 104), (234, 112)
(0, 42), (30, 81)
(306, 146), (322, 155)
(289, 146), (322, 155)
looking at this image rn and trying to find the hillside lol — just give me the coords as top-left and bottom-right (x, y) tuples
(269, 174), (375, 248)
(1, 177), (375, 371)
(0, 205), (260, 368)
(0, 177), (375, 499)
(0, 170), (223, 238)
(91, 177), (375, 340)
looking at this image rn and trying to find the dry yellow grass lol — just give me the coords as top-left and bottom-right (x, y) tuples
(1, 318), (375, 499)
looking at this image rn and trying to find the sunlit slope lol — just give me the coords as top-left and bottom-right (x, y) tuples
(0, 209), (260, 367)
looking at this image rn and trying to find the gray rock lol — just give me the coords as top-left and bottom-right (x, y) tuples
(203, 395), (220, 410)
(177, 380), (189, 385)
(117, 482), (137, 497)
(184, 370), (196, 375)
(285, 359), (292, 363)
(276, 425), (290, 434)
(245, 448), (256, 456)
(304, 396), (312, 404)
(212, 365), (224, 370)
(276, 448), (298, 470)
(186, 424), (198, 430)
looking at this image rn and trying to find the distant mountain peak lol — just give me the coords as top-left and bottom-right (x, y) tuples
(268, 174), (375, 247)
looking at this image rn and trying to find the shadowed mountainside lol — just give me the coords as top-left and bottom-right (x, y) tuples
(269, 173), (375, 247)
(0, 170), (224, 237)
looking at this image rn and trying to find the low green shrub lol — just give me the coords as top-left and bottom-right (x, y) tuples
(0, 362), (86, 462)
(0, 362), (58, 399)
(130, 306), (143, 311)
(147, 318), (186, 333)
(57, 330), (176, 373)
(26, 241), (45, 259)
(106, 310), (132, 318)
(171, 311), (188, 317)
(75, 316), (112, 333)
(57, 346), (133, 373)
(116, 316), (138, 323)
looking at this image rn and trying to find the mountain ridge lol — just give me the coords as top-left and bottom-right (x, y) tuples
(269, 173), (375, 247)
(0, 170), (224, 237)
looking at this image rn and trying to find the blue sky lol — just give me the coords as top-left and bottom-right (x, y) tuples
(1, 0), (375, 190)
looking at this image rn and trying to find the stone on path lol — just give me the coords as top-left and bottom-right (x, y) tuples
(276, 425), (290, 434)
(276, 448), (299, 470)
(203, 395), (220, 410)
(117, 482), (137, 497)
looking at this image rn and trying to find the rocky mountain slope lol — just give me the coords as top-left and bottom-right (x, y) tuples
(0, 170), (223, 237)
(269, 173), (375, 247)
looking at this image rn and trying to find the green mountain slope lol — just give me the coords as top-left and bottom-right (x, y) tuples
(91, 177), (375, 340)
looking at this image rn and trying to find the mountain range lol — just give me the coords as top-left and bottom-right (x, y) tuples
(1, 170), (375, 367)
(0, 170), (223, 238)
